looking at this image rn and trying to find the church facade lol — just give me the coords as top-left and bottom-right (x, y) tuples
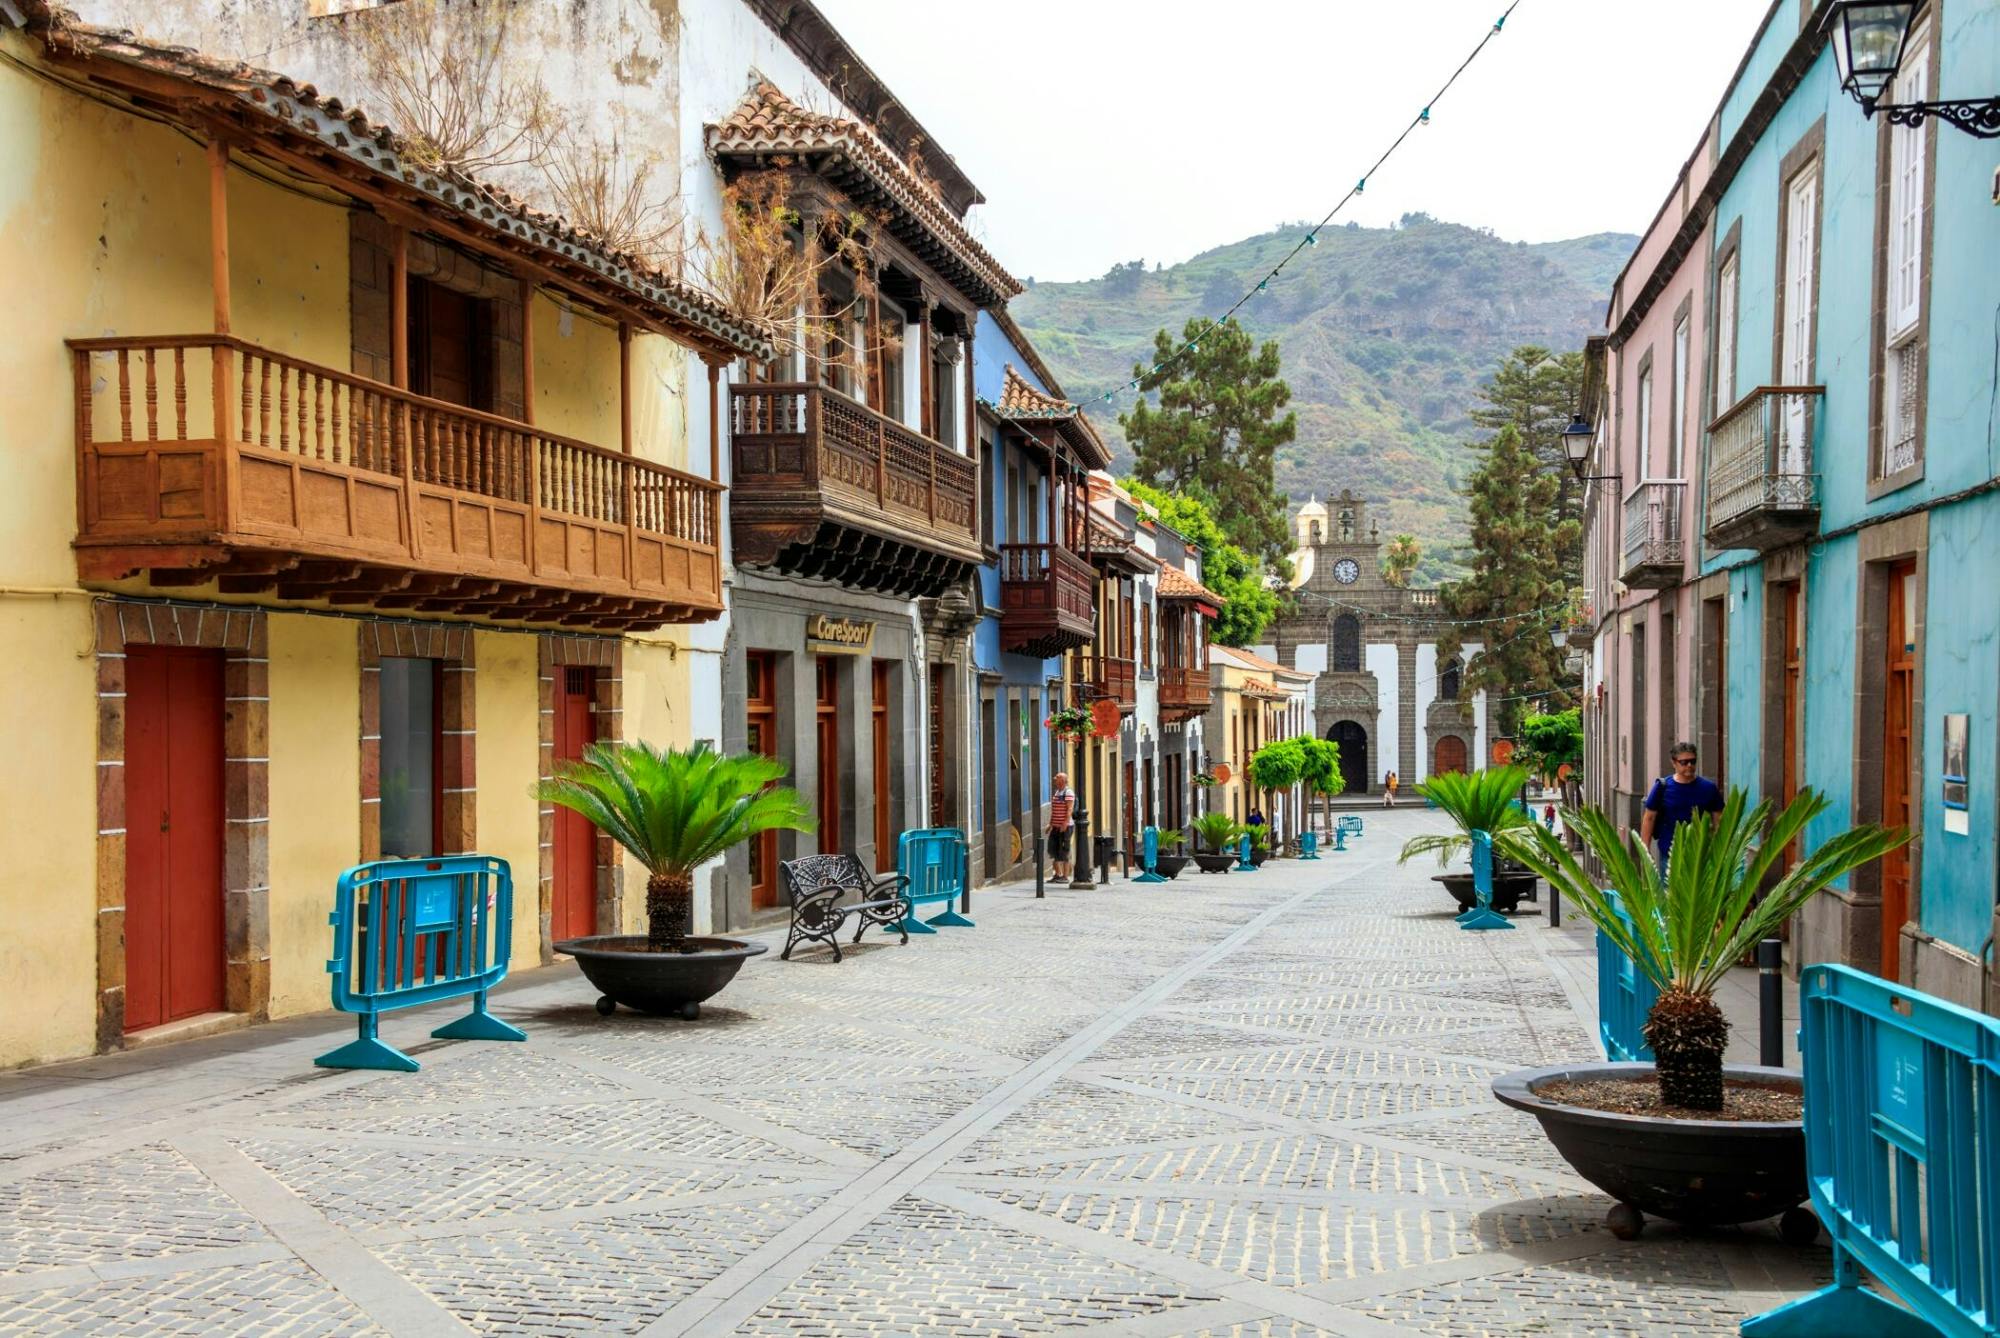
(1267, 492), (1488, 796)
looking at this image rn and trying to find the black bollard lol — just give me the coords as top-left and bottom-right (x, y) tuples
(1758, 937), (1784, 1067)
(1034, 825), (1045, 899)
(1548, 879), (1561, 929)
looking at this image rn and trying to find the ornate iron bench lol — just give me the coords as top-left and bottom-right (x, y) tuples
(779, 854), (911, 962)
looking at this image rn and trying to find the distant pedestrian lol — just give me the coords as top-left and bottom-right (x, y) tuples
(1383, 771), (1398, 807)
(1640, 743), (1724, 869)
(1246, 807), (1266, 828)
(1048, 773), (1077, 880)
(1543, 802), (1557, 832)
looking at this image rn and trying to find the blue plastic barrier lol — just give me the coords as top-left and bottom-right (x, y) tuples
(1455, 830), (1513, 931)
(1743, 964), (2000, 1338)
(317, 855), (525, 1071)
(1135, 826), (1167, 883)
(898, 828), (971, 932)
(1596, 889), (1659, 1062)
(1300, 831), (1320, 860)
(1235, 832), (1257, 872)
(1334, 825), (1348, 851)
(1337, 814), (1365, 839)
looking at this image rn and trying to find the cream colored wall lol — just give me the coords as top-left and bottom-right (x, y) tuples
(531, 293), (622, 451)
(619, 634), (695, 933)
(226, 165), (352, 370)
(266, 614), (360, 1018)
(0, 599), (98, 1068)
(473, 630), (545, 964)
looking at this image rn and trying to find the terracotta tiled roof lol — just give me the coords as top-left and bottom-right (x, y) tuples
(707, 79), (1021, 308)
(19, 3), (771, 360)
(1240, 678), (1288, 699)
(1156, 564), (1224, 608)
(995, 365), (1075, 418)
(1212, 644), (1310, 681)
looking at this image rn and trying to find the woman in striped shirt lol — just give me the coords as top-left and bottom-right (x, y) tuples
(1048, 773), (1077, 879)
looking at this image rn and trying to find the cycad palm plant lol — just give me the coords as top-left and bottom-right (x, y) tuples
(1499, 789), (1907, 1110)
(1192, 811), (1241, 854)
(538, 741), (815, 953)
(1398, 765), (1534, 867)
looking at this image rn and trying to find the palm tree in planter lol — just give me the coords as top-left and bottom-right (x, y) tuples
(538, 741), (815, 1018)
(1501, 788), (1906, 1110)
(1399, 766), (1538, 913)
(1191, 812), (1242, 873)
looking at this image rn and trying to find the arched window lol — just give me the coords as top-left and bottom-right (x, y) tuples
(1309, 520), (1322, 545)
(1332, 614), (1361, 672)
(1440, 658), (1462, 701)
(1338, 508), (1355, 542)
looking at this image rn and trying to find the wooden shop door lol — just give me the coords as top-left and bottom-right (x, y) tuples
(873, 661), (894, 874)
(125, 647), (226, 1032)
(746, 653), (779, 911)
(552, 668), (598, 941)
(1880, 561), (1917, 980)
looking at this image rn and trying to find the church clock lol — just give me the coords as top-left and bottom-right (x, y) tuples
(1332, 557), (1360, 584)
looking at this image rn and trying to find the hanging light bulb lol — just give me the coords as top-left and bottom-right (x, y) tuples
(1356, 178), (1366, 194)
(1420, 106), (1431, 124)
(1306, 232), (1318, 247)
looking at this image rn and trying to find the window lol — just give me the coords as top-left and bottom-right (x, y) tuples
(379, 657), (441, 857)
(1880, 24), (1929, 479)
(979, 437), (996, 548)
(1635, 365), (1653, 476)
(1439, 658), (1461, 702)
(934, 344), (959, 447)
(407, 276), (493, 411)
(1332, 614), (1361, 673)
(1670, 315), (1690, 479)
(1140, 594), (1153, 672)
(1714, 255), (1738, 413)
(1780, 162), (1819, 475)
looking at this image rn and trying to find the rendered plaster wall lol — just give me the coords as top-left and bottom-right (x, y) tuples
(622, 635), (700, 931)
(1414, 643), (1438, 782)
(0, 600), (97, 1068)
(472, 630), (545, 967)
(1722, 569), (1766, 799)
(1366, 643), (1398, 787)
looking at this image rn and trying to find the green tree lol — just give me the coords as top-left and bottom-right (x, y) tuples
(1296, 735), (1344, 833)
(1517, 708), (1583, 781)
(1247, 738), (1306, 792)
(1381, 533), (1421, 587)
(1121, 318), (1296, 569)
(1122, 478), (1278, 647)
(1438, 424), (1577, 736)
(1470, 345), (1585, 531)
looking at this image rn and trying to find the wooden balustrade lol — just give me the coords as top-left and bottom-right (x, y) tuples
(68, 334), (722, 629)
(1158, 664), (1214, 719)
(1075, 652), (1138, 711)
(998, 542), (1096, 657)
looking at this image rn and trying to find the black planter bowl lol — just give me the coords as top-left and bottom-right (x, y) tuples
(1192, 852), (1235, 874)
(1435, 870), (1538, 914)
(1493, 1062), (1816, 1242)
(1249, 848), (1270, 867)
(1154, 853), (1190, 880)
(554, 935), (768, 1020)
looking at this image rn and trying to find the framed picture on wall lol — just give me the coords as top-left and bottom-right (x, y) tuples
(1942, 712), (1969, 835)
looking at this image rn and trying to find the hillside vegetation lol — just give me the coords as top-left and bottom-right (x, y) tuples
(1011, 215), (1632, 573)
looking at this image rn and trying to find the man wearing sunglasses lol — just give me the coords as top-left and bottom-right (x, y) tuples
(1639, 743), (1724, 867)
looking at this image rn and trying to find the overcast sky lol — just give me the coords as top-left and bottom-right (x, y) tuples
(811, 0), (1774, 283)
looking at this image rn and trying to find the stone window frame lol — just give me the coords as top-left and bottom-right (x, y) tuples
(92, 600), (270, 1050)
(1700, 220), (1745, 567)
(1770, 119), (1828, 395)
(1865, 12), (1940, 500)
(1668, 294), (1694, 483)
(537, 635), (624, 961)
(359, 621), (476, 862)
(1631, 345), (1656, 486)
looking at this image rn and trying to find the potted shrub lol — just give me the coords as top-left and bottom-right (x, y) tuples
(1400, 766), (1539, 913)
(1245, 822), (1272, 866)
(1153, 830), (1191, 880)
(1190, 812), (1240, 874)
(1492, 789), (1907, 1238)
(540, 741), (815, 1020)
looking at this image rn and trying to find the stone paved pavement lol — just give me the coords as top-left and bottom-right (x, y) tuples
(0, 809), (1828, 1336)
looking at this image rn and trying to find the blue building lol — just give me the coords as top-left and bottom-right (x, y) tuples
(1584, 0), (2000, 1011)
(967, 312), (1111, 884)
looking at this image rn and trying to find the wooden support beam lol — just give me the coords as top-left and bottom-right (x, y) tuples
(706, 359), (723, 482)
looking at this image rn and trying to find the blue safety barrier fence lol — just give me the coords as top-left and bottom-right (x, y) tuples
(1135, 826), (1167, 883)
(1300, 830), (1320, 860)
(898, 828), (971, 932)
(1337, 815), (1365, 839)
(1455, 829), (1512, 931)
(1743, 963), (2000, 1337)
(317, 855), (524, 1071)
(1596, 888), (1660, 1062)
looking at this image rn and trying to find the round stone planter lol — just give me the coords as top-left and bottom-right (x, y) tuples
(1191, 852), (1236, 874)
(1493, 1062), (1816, 1241)
(1153, 853), (1190, 880)
(1248, 847), (1270, 867)
(1434, 870), (1538, 914)
(555, 935), (768, 1020)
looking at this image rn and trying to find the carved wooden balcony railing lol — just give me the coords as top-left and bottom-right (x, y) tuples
(1705, 386), (1823, 552)
(1620, 480), (1687, 589)
(1158, 664), (1213, 722)
(729, 382), (981, 598)
(68, 335), (721, 629)
(1074, 652), (1137, 713)
(998, 542), (1096, 657)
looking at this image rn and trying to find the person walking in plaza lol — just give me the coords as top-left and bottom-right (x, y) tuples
(1048, 772), (1077, 880)
(1639, 742), (1724, 869)
(1383, 770), (1398, 807)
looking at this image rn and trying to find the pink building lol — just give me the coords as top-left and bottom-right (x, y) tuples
(1579, 125), (1716, 827)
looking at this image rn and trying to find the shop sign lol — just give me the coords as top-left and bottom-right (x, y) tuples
(806, 615), (875, 654)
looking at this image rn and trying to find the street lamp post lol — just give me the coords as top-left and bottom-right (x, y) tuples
(1822, 2), (2000, 137)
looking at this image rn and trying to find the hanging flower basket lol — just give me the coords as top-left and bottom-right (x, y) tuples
(1045, 706), (1092, 742)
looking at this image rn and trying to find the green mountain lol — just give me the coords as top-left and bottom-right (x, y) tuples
(1010, 215), (1634, 576)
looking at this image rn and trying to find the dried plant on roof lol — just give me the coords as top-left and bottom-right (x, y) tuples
(536, 124), (685, 274)
(351, 0), (559, 174)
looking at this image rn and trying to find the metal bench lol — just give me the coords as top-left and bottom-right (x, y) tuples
(779, 854), (910, 962)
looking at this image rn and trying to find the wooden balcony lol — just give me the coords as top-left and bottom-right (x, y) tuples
(1620, 480), (1687, 589)
(730, 382), (981, 598)
(999, 542), (1096, 657)
(68, 335), (722, 630)
(1075, 652), (1137, 713)
(1158, 665), (1213, 722)
(1705, 387), (1823, 552)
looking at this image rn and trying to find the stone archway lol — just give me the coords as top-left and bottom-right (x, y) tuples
(1328, 720), (1369, 796)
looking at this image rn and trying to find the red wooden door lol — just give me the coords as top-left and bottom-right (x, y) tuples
(125, 647), (225, 1032)
(816, 657), (841, 854)
(552, 668), (597, 941)
(746, 653), (779, 911)
(1881, 561), (1917, 980)
(872, 662), (894, 873)
(1434, 734), (1468, 776)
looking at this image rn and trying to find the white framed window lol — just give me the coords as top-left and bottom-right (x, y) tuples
(1779, 164), (1819, 475)
(1635, 365), (1654, 477)
(1714, 254), (1739, 414)
(1671, 314), (1690, 480)
(1880, 21), (1929, 478)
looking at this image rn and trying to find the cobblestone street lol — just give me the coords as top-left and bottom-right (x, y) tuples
(0, 809), (1827, 1336)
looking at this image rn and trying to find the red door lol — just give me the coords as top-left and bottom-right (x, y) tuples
(746, 653), (779, 911)
(552, 668), (597, 941)
(125, 647), (225, 1032)
(1881, 561), (1917, 980)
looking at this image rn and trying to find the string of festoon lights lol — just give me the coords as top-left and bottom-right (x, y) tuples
(1077, 1), (1526, 411)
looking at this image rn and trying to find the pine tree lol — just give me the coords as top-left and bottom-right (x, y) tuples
(1438, 424), (1577, 736)
(1470, 345), (1585, 532)
(1120, 318), (1296, 569)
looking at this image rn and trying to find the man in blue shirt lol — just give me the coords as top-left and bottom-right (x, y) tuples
(1639, 742), (1724, 865)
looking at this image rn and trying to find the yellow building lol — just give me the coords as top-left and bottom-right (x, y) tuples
(1206, 645), (1314, 844)
(0, 14), (765, 1067)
